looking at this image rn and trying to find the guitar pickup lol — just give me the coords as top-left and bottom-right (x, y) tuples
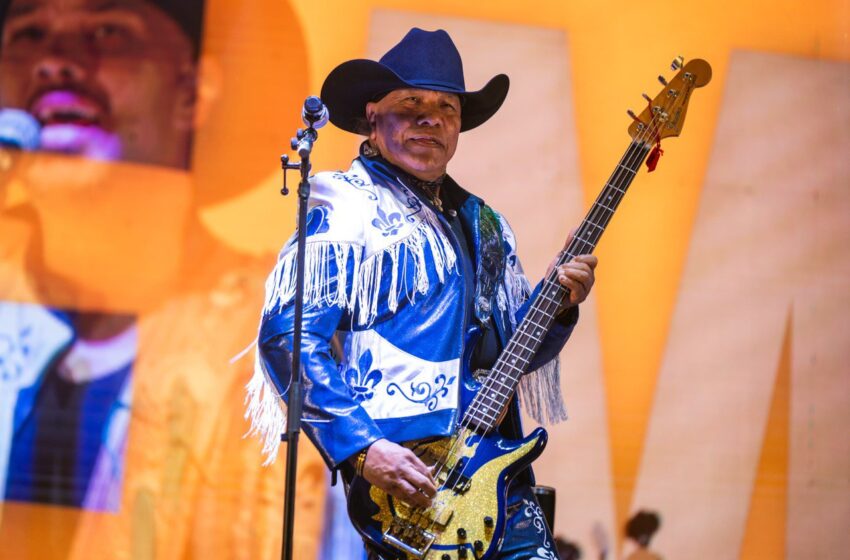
(437, 460), (472, 494)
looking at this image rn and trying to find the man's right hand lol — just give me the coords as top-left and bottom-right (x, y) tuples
(360, 439), (437, 508)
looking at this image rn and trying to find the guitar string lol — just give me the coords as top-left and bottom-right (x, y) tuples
(399, 75), (690, 548)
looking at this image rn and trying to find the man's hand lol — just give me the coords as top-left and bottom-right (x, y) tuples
(360, 439), (437, 508)
(555, 254), (597, 306)
(548, 230), (598, 307)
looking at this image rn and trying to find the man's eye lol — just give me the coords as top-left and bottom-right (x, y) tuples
(90, 23), (131, 45)
(8, 25), (46, 45)
(93, 24), (123, 38)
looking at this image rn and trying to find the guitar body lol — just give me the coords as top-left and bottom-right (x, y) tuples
(347, 427), (548, 560)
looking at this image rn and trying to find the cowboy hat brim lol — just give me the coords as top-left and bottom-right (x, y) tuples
(320, 59), (509, 135)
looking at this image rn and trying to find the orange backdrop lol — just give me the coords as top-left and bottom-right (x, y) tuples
(2, 0), (848, 558)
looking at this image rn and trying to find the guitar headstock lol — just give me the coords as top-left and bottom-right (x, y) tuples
(628, 57), (712, 145)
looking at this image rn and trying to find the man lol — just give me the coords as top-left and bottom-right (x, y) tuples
(0, 0), (204, 168)
(0, 0), (325, 557)
(0, 0), (207, 512)
(249, 28), (598, 558)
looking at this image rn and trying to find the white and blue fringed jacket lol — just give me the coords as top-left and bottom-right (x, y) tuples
(246, 155), (576, 468)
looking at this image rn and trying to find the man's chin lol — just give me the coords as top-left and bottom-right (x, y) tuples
(40, 124), (123, 161)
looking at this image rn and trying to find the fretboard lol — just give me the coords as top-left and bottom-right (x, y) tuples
(464, 139), (653, 431)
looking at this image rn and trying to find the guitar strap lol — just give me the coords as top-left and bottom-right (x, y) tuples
(471, 204), (506, 325)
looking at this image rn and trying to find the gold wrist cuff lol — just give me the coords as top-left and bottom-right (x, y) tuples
(354, 448), (368, 477)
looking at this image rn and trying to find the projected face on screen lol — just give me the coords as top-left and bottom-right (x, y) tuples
(0, 0), (201, 169)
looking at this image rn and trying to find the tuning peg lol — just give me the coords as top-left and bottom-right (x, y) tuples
(657, 75), (668, 86)
(671, 55), (685, 71)
(642, 93), (652, 103)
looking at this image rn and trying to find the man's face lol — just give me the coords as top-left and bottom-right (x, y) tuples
(0, 0), (197, 168)
(366, 88), (461, 181)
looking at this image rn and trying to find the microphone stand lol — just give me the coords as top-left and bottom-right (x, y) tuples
(279, 123), (318, 560)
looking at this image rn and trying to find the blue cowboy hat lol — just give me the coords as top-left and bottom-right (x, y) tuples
(320, 28), (509, 135)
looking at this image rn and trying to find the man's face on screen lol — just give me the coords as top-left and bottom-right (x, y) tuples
(0, 0), (198, 169)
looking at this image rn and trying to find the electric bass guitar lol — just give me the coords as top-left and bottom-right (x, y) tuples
(347, 57), (712, 560)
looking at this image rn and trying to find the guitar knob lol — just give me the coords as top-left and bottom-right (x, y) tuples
(483, 516), (494, 528)
(658, 75), (668, 86)
(457, 527), (467, 539)
(474, 540), (484, 552)
(458, 549), (468, 559)
(441, 555), (451, 560)
(671, 55), (684, 70)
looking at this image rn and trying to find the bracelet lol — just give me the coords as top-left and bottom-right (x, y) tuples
(354, 447), (368, 477)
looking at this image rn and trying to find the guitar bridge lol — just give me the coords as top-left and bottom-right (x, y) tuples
(383, 518), (436, 559)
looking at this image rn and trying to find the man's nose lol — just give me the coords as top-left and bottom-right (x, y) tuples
(415, 103), (444, 127)
(32, 34), (91, 84)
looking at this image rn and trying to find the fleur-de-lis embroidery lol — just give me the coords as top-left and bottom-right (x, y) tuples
(387, 373), (456, 411)
(305, 205), (330, 236)
(343, 350), (383, 402)
(0, 325), (31, 383)
(371, 206), (404, 236)
(332, 172), (378, 200)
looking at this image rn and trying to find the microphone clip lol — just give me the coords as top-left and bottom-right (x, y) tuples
(280, 128), (316, 197)
(280, 96), (327, 198)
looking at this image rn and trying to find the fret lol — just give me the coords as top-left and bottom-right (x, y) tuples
(470, 392), (502, 411)
(524, 329), (545, 344)
(510, 336), (539, 356)
(537, 290), (562, 308)
(617, 163), (637, 175)
(571, 238), (597, 251)
(499, 344), (526, 362)
(468, 410), (498, 428)
(582, 220), (605, 232)
(592, 199), (615, 210)
(604, 183), (627, 195)
(495, 359), (524, 378)
(483, 377), (513, 396)
(524, 316), (550, 333)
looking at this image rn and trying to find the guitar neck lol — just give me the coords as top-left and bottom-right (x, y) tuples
(465, 139), (653, 431)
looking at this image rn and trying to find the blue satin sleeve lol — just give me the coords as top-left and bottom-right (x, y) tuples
(259, 301), (384, 470)
(516, 282), (579, 372)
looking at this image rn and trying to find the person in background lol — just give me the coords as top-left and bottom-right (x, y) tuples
(625, 510), (663, 560)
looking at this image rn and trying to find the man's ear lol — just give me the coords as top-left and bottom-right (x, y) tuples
(365, 102), (377, 141)
(174, 55), (222, 131)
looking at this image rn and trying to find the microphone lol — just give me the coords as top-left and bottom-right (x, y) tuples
(0, 108), (41, 150)
(301, 96), (329, 130)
